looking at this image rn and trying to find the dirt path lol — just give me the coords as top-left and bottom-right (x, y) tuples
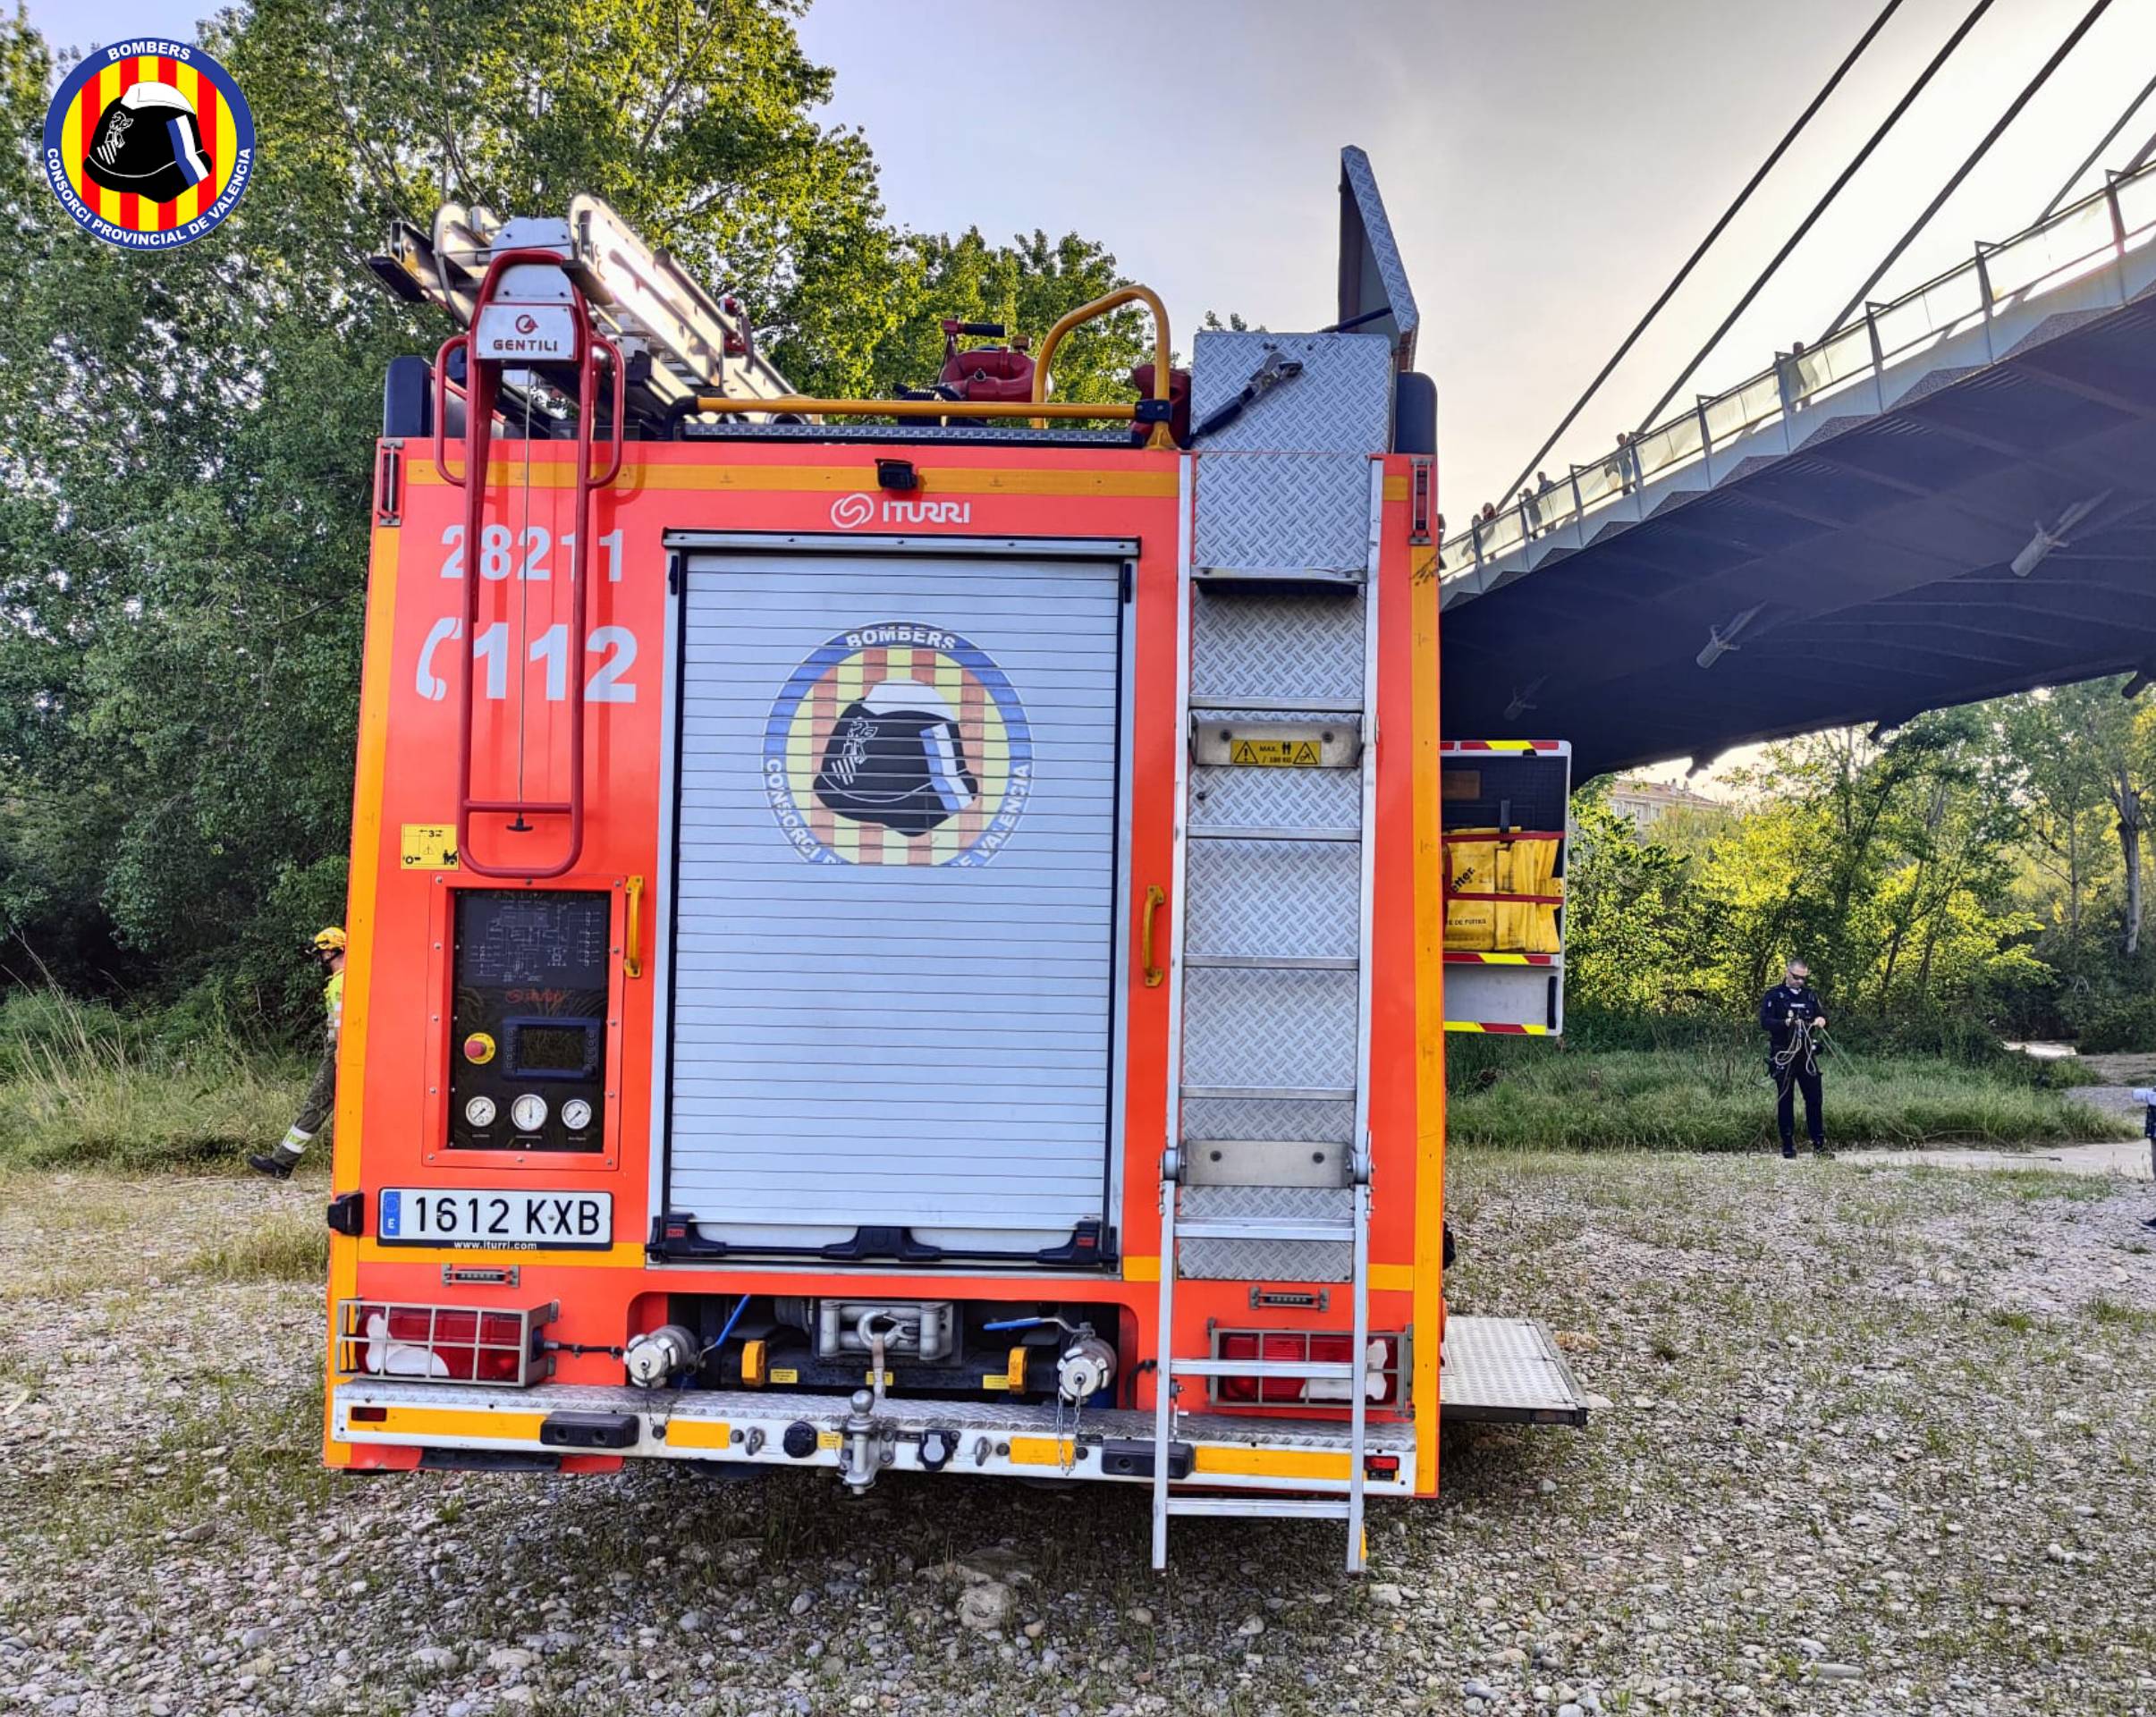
(1858, 1138), (2152, 1178)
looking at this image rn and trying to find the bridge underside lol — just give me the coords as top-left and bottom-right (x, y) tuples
(1441, 297), (2156, 780)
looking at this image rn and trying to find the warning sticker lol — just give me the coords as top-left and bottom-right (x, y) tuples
(400, 824), (460, 870)
(816, 1430), (843, 1451)
(1230, 738), (1323, 768)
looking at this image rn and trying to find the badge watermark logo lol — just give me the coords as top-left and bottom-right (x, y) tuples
(763, 622), (1032, 867)
(43, 39), (255, 250)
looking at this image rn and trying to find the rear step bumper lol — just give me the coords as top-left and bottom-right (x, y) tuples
(334, 1381), (1420, 1493)
(1439, 1315), (1592, 1426)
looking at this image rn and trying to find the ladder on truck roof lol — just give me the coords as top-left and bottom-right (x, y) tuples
(1153, 328), (1394, 1574)
(370, 195), (793, 430)
(383, 197), (799, 878)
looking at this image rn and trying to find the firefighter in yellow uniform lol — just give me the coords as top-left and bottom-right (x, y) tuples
(249, 927), (346, 1180)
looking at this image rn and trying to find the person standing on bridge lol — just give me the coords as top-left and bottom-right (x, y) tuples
(249, 927), (346, 1181)
(1760, 959), (1830, 1160)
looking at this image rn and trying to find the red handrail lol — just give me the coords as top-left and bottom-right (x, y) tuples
(441, 248), (623, 880)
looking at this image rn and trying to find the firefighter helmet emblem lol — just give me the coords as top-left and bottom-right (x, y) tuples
(765, 622), (1033, 867)
(43, 44), (256, 249)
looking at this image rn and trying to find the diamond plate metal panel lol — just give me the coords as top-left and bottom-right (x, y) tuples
(1186, 840), (1358, 959)
(1440, 1317), (1590, 1425)
(1179, 1185), (1352, 1281)
(1191, 589), (1365, 705)
(1340, 147), (1420, 349)
(1188, 763), (1362, 830)
(1194, 453), (1373, 573)
(1180, 1095), (1357, 1147)
(1181, 965), (1357, 1090)
(1189, 331), (1393, 453)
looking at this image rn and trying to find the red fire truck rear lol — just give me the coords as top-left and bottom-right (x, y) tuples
(326, 148), (1585, 1571)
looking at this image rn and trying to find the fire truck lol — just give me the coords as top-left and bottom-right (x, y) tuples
(326, 148), (1585, 1572)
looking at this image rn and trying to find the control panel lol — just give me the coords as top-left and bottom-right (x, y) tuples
(448, 889), (609, 1153)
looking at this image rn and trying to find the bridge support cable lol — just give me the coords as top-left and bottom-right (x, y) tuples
(1493, 0), (1909, 509)
(1630, 0), (1997, 439)
(1821, 0), (2118, 342)
(2040, 66), (2156, 219)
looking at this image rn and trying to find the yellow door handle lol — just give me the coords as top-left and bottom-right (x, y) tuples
(624, 875), (644, 979)
(1141, 885), (1167, 987)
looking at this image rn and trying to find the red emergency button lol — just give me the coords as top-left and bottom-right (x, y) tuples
(463, 1032), (496, 1064)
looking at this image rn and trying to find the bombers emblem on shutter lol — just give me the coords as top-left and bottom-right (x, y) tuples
(763, 622), (1034, 867)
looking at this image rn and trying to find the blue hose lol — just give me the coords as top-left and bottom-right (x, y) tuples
(705, 1293), (750, 1356)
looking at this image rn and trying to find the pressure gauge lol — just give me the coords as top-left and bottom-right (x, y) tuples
(561, 1098), (594, 1132)
(510, 1092), (549, 1132)
(463, 1095), (497, 1128)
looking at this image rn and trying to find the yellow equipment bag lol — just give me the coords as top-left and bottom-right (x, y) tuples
(1445, 829), (1499, 951)
(1495, 836), (1563, 953)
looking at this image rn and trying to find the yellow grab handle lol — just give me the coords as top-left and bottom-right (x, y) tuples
(1031, 285), (1174, 449)
(624, 875), (644, 979)
(1141, 884), (1167, 988)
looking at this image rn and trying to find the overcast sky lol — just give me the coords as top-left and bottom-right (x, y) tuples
(25, 0), (2156, 780)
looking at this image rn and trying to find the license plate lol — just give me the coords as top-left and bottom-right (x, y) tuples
(376, 1188), (613, 1250)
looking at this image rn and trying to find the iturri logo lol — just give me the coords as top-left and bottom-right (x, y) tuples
(764, 622), (1033, 867)
(43, 39), (255, 250)
(829, 492), (877, 529)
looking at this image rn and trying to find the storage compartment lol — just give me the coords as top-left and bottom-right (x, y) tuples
(661, 546), (1129, 1258)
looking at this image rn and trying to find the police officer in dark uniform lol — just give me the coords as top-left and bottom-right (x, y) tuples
(1759, 959), (1830, 1159)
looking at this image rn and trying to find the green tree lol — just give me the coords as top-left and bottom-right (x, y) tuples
(1563, 801), (1704, 1013)
(0, 0), (1150, 1028)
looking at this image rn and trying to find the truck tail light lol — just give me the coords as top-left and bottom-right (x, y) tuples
(334, 1298), (557, 1388)
(1212, 1331), (1404, 1407)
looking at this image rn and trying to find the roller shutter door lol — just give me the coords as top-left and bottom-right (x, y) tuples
(664, 548), (1125, 1256)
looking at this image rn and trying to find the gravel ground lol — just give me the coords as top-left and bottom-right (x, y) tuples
(3, 1154), (2154, 1717)
(2066, 1053), (2156, 1126)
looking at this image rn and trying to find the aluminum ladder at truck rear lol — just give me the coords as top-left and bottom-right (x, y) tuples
(1153, 331), (1394, 1574)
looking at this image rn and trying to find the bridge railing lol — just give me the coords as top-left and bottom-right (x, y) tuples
(1443, 156), (2156, 584)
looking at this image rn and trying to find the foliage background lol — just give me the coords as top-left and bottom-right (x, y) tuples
(1563, 690), (2154, 1050)
(0, 2), (2148, 1060)
(0, 0), (1155, 1034)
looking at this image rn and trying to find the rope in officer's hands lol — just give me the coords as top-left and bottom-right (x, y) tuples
(1768, 1015), (1824, 1085)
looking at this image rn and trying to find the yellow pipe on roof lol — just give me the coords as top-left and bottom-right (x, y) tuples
(1031, 285), (1175, 449)
(689, 394), (1138, 422)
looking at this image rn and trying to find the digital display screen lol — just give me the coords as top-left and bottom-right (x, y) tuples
(514, 1023), (595, 1074)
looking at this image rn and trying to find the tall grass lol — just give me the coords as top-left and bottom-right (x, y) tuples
(1448, 1045), (2134, 1153)
(190, 1209), (330, 1281)
(0, 988), (307, 1171)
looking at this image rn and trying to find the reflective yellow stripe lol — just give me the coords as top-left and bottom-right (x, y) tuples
(405, 461), (1180, 498)
(1191, 1445), (1351, 1481)
(661, 1419), (731, 1453)
(1382, 474), (1411, 501)
(355, 1240), (647, 1267)
(1443, 1022), (1550, 1035)
(1009, 1437), (1077, 1467)
(1409, 508), (1447, 1495)
(1123, 1254), (1160, 1281)
(357, 1405), (549, 1443)
(326, 521), (401, 1467)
